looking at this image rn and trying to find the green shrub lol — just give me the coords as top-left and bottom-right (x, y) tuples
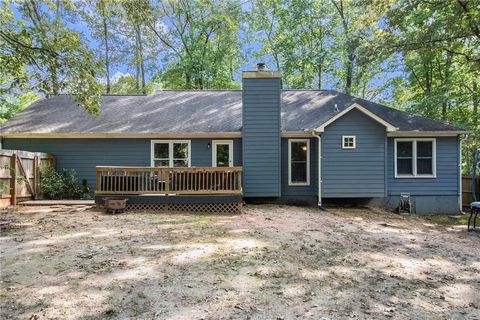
(40, 164), (91, 199)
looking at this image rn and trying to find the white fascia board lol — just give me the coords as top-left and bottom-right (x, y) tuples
(315, 103), (398, 132)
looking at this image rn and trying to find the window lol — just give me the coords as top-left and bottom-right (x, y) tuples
(394, 138), (436, 178)
(212, 140), (233, 167)
(151, 140), (191, 167)
(288, 139), (310, 185)
(342, 136), (356, 149)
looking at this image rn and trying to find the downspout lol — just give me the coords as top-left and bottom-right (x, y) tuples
(458, 136), (462, 213)
(311, 131), (326, 210)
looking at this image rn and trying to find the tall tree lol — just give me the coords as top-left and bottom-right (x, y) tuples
(81, 0), (121, 94)
(122, 1), (149, 94)
(250, 0), (393, 98)
(381, 0), (480, 172)
(1, 0), (103, 115)
(140, 0), (243, 89)
(251, 0), (334, 89)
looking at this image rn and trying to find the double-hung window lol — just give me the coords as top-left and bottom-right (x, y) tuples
(151, 140), (191, 167)
(288, 139), (310, 185)
(395, 138), (436, 178)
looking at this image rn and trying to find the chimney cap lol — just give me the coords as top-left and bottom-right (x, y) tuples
(257, 62), (266, 71)
(242, 62), (281, 79)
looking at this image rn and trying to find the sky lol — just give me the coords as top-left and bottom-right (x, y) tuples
(11, 1), (296, 85)
(10, 1), (404, 103)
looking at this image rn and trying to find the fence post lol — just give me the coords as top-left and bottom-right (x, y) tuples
(10, 153), (17, 206)
(34, 156), (40, 199)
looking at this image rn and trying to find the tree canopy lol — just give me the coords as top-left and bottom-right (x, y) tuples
(0, 0), (478, 171)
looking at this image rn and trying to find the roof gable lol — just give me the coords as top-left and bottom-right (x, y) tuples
(315, 103), (397, 132)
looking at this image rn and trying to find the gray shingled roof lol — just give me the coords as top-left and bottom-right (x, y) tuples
(0, 90), (464, 134)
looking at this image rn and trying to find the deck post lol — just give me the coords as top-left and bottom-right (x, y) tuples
(96, 170), (101, 194)
(165, 169), (170, 195)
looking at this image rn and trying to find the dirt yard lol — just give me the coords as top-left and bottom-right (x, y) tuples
(1, 204), (479, 320)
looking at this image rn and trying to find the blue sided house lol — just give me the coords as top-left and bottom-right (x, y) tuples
(0, 67), (466, 214)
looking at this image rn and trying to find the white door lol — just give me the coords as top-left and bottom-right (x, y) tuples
(212, 140), (233, 167)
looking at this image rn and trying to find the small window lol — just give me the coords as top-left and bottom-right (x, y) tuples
(151, 140), (191, 167)
(288, 139), (310, 186)
(342, 136), (356, 149)
(395, 138), (436, 178)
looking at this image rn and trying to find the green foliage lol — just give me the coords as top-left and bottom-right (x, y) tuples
(40, 164), (90, 200)
(379, 0), (480, 173)
(1, 0), (478, 173)
(250, 0), (394, 96)
(1, 0), (103, 115)
(0, 91), (39, 123)
(110, 74), (160, 94)
(0, 180), (9, 194)
(251, 0), (478, 173)
(138, 0), (243, 89)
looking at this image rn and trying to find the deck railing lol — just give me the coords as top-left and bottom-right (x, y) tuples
(95, 166), (243, 195)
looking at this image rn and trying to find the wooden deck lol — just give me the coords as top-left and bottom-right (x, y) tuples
(95, 166), (243, 196)
(95, 166), (244, 213)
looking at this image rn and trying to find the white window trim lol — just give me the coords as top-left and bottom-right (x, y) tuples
(394, 138), (436, 178)
(150, 140), (191, 167)
(342, 135), (356, 149)
(212, 140), (234, 167)
(288, 139), (310, 186)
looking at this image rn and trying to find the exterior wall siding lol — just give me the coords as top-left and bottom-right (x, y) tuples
(387, 137), (459, 196)
(386, 136), (460, 214)
(3, 138), (242, 189)
(321, 109), (386, 198)
(2, 123), (461, 214)
(242, 77), (282, 197)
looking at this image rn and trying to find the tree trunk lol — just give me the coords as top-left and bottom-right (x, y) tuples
(317, 64), (322, 89)
(103, 16), (111, 94)
(50, 0), (62, 95)
(345, 53), (354, 94)
(135, 36), (140, 92)
(442, 101), (448, 120)
(473, 81), (478, 116)
(136, 26), (146, 94)
(441, 52), (452, 120)
(185, 70), (191, 88)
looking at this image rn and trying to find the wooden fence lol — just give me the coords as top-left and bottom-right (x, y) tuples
(0, 150), (55, 207)
(462, 175), (480, 209)
(95, 166), (243, 196)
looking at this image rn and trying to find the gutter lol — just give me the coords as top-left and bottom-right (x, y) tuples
(458, 136), (462, 213)
(310, 130), (325, 210)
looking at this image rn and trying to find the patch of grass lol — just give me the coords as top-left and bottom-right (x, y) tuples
(420, 214), (470, 226)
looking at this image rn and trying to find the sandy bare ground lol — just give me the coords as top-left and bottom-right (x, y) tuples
(0, 204), (479, 320)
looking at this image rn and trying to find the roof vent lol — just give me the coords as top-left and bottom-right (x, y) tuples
(334, 104), (339, 113)
(256, 62), (266, 71)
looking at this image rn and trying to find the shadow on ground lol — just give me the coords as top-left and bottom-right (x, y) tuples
(0, 204), (479, 319)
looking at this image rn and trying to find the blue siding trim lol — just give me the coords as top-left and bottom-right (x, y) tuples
(242, 77), (281, 197)
(3, 138), (242, 189)
(322, 109), (386, 198)
(387, 137), (460, 196)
